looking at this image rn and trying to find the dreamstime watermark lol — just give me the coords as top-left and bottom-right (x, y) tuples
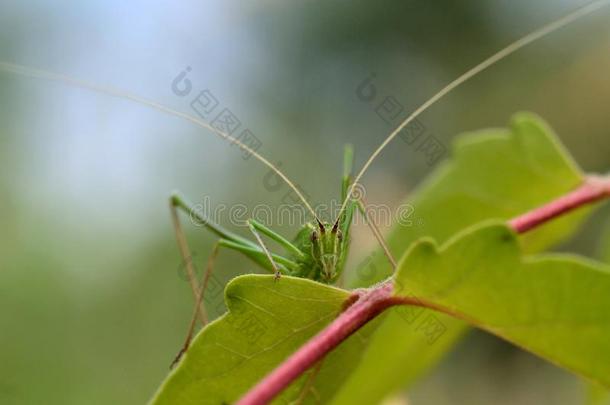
(355, 73), (447, 166)
(186, 194), (417, 228)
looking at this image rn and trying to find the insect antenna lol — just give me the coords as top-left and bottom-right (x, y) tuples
(336, 0), (610, 222)
(357, 196), (397, 269)
(0, 61), (321, 223)
(317, 219), (326, 233)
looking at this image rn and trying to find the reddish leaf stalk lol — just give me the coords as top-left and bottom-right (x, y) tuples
(237, 283), (413, 405)
(509, 175), (610, 233)
(237, 175), (610, 405)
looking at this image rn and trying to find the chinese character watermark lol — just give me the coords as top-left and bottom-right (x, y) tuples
(172, 66), (263, 161)
(356, 73), (447, 166)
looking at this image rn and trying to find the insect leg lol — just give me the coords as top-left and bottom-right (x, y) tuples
(218, 239), (299, 275)
(170, 237), (300, 368)
(171, 242), (219, 369)
(171, 191), (259, 248)
(169, 195), (208, 325)
(247, 219), (306, 259)
(341, 144), (354, 202)
(171, 191), (298, 273)
(336, 144), (356, 237)
(246, 219), (285, 280)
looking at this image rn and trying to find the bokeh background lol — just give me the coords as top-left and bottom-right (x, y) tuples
(1, 1), (610, 404)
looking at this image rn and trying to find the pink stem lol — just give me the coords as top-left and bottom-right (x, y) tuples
(237, 283), (412, 405)
(237, 175), (610, 405)
(508, 175), (610, 233)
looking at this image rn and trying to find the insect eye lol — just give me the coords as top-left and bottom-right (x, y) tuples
(337, 230), (343, 241)
(310, 231), (318, 242)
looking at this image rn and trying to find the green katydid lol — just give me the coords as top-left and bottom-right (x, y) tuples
(170, 143), (359, 285)
(0, 0), (607, 368)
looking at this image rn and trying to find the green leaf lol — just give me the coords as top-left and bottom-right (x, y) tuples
(586, 382), (610, 405)
(350, 112), (585, 288)
(150, 275), (361, 404)
(393, 222), (610, 387)
(584, 221), (610, 404)
(333, 113), (591, 404)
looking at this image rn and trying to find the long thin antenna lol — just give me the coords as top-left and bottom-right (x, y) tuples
(337, 0), (610, 221)
(0, 61), (320, 222)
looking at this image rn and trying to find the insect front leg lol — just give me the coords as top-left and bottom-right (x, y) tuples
(246, 219), (298, 280)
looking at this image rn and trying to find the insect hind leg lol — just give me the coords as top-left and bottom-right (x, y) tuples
(170, 194), (208, 325)
(171, 242), (219, 369)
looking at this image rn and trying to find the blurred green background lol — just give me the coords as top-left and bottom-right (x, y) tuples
(1, 1), (610, 404)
